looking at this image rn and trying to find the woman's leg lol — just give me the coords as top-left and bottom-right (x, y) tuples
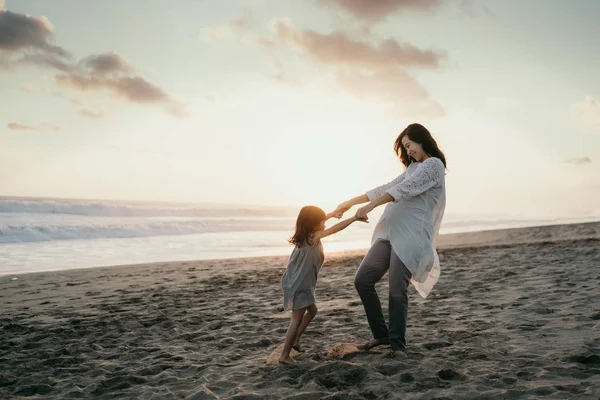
(294, 303), (317, 351)
(388, 249), (412, 351)
(354, 239), (392, 343)
(279, 308), (306, 363)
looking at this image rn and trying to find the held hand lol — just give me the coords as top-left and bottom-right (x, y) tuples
(355, 204), (373, 220)
(331, 201), (352, 218)
(355, 215), (369, 223)
(325, 212), (338, 220)
(328, 210), (343, 219)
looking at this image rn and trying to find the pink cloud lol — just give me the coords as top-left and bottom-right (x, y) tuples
(7, 122), (37, 131)
(259, 18), (446, 118)
(57, 71), (187, 117)
(267, 18), (445, 69)
(336, 68), (444, 118)
(315, 0), (442, 22)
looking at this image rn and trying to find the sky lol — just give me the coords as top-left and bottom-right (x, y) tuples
(1, 0), (599, 219)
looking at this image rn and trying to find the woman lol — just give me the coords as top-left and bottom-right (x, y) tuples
(332, 123), (447, 358)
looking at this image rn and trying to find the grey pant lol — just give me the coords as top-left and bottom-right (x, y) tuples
(354, 239), (412, 351)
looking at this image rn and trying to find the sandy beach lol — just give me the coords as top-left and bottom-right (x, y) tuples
(1, 222), (600, 399)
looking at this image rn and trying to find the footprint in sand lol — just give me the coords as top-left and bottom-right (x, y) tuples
(437, 368), (466, 381)
(423, 341), (453, 351)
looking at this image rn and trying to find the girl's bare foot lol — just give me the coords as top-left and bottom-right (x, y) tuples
(278, 356), (296, 365)
(292, 338), (305, 353)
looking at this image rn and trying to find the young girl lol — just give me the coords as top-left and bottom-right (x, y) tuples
(279, 205), (367, 364)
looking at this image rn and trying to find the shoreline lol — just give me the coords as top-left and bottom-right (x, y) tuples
(3, 220), (599, 279)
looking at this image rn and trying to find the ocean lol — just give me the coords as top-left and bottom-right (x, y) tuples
(1, 196), (598, 276)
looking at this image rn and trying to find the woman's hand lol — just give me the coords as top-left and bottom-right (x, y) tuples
(331, 201), (352, 218)
(355, 203), (374, 220)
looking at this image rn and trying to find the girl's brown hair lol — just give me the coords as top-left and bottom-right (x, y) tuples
(289, 205), (326, 246)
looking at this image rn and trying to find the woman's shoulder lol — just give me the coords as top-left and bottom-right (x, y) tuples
(421, 157), (445, 171)
(423, 156), (444, 165)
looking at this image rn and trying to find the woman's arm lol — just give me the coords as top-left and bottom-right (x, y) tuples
(355, 158), (444, 219)
(355, 193), (394, 219)
(331, 170), (407, 218)
(313, 216), (367, 241)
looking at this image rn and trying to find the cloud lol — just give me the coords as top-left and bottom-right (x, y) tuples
(7, 122), (37, 131)
(260, 18), (445, 118)
(17, 52), (73, 71)
(77, 108), (104, 119)
(335, 68), (444, 118)
(82, 52), (132, 75)
(0, 10), (71, 58)
(571, 96), (600, 134)
(1, 10), (186, 118)
(265, 18), (445, 69)
(565, 157), (592, 165)
(315, 0), (442, 22)
(56, 68), (187, 117)
(7, 122), (60, 132)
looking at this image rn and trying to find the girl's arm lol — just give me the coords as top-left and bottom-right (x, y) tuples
(313, 216), (367, 241)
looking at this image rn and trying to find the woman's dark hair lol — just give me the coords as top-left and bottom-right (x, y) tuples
(289, 205), (326, 246)
(394, 123), (447, 169)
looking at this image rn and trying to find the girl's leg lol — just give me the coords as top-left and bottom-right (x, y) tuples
(293, 304), (318, 352)
(279, 308), (306, 364)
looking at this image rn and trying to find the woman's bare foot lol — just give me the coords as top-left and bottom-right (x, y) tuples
(292, 338), (305, 353)
(278, 356), (296, 365)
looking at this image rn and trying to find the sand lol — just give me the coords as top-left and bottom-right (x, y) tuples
(1, 222), (600, 399)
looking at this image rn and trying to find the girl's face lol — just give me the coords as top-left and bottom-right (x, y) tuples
(316, 220), (326, 231)
(401, 136), (428, 162)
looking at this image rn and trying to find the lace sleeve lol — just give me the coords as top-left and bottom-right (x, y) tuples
(387, 158), (444, 201)
(366, 170), (407, 201)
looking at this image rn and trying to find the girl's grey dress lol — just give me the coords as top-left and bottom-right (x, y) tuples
(281, 241), (324, 311)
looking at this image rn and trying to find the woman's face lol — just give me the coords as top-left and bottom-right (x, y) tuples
(401, 136), (427, 162)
